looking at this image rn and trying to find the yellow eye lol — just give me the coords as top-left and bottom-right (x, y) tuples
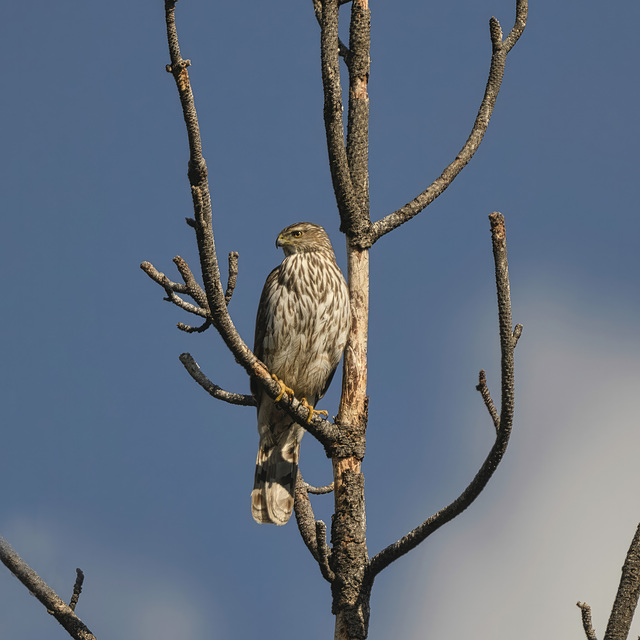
(292, 230), (302, 238)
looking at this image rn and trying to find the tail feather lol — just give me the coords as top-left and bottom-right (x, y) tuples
(251, 439), (301, 525)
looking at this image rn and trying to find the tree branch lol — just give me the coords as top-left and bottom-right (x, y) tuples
(163, 0), (235, 339)
(476, 369), (500, 431)
(140, 261), (209, 318)
(365, 212), (520, 583)
(307, 482), (334, 495)
(0, 538), (97, 640)
(312, 0), (351, 62)
(603, 522), (640, 640)
(577, 524), (640, 640)
(316, 520), (336, 583)
(224, 251), (239, 305)
(177, 352), (345, 456)
(177, 318), (212, 334)
(577, 602), (599, 640)
(179, 353), (256, 406)
(142, 252), (237, 334)
(173, 255), (210, 310)
(320, 0), (369, 239)
(68, 568), (84, 613)
(513, 322), (523, 346)
(344, 0), (372, 241)
(294, 472), (335, 582)
(324, 3), (373, 637)
(366, 0), (528, 247)
(294, 471), (320, 561)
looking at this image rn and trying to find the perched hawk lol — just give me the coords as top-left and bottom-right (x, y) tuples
(251, 222), (350, 525)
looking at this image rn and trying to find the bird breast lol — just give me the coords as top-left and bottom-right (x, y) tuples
(261, 252), (350, 399)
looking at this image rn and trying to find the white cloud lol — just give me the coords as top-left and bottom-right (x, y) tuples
(391, 288), (640, 639)
(131, 589), (210, 640)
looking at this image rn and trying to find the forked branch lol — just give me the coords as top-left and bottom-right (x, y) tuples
(143, 251), (238, 334)
(577, 522), (640, 640)
(140, 261), (208, 318)
(0, 538), (97, 640)
(294, 472), (336, 583)
(476, 369), (500, 431)
(365, 212), (520, 583)
(68, 569), (85, 612)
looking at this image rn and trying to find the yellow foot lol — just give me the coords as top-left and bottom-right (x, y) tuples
(272, 374), (295, 402)
(300, 398), (329, 424)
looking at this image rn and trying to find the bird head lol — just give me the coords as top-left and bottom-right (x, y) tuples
(275, 222), (334, 256)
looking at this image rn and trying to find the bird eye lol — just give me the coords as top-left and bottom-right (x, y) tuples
(292, 231), (302, 238)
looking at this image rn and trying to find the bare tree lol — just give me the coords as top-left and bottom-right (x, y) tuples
(142, 1), (526, 637)
(2, 2), (639, 640)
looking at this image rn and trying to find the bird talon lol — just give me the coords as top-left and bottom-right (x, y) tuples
(272, 374), (294, 402)
(300, 398), (328, 424)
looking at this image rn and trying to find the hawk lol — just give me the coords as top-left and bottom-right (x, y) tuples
(251, 222), (350, 525)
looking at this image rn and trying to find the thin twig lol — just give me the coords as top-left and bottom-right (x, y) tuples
(140, 261), (208, 317)
(577, 602), (599, 640)
(365, 212), (520, 583)
(366, 0), (528, 247)
(476, 369), (499, 431)
(179, 353), (256, 406)
(164, 293), (207, 317)
(316, 520), (336, 582)
(177, 318), (212, 333)
(306, 482), (334, 495)
(513, 323), (523, 346)
(178, 354), (342, 449)
(173, 256), (210, 311)
(294, 472), (320, 560)
(0, 538), (97, 640)
(140, 261), (189, 295)
(224, 251), (239, 305)
(69, 569), (84, 613)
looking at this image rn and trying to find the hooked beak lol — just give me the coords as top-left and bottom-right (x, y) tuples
(275, 234), (284, 249)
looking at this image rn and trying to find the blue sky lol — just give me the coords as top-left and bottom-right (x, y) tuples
(1, 1), (639, 638)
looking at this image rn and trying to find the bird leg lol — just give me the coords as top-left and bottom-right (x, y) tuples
(300, 398), (329, 424)
(272, 374), (295, 402)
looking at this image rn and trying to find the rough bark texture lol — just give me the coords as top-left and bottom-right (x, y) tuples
(578, 523), (640, 640)
(331, 247), (370, 640)
(604, 523), (640, 640)
(0, 538), (97, 640)
(321, 1), (371, 634)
